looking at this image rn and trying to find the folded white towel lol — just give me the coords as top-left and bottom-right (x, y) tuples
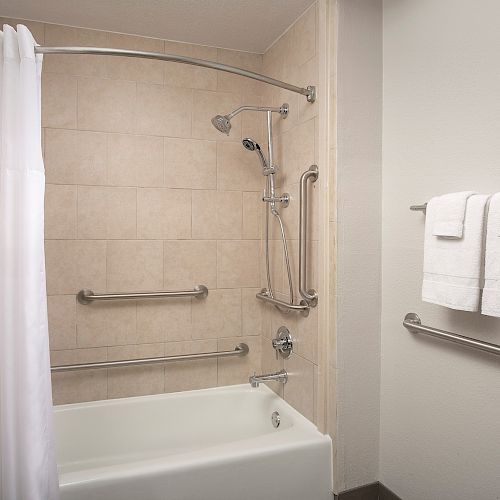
(423, 194), (489, 311)
(432, 191), (476, 238)
(481, 193), (500, 317)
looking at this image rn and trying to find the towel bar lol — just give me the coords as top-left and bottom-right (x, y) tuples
(410, 203), (427, 213)
(403, 313), (500, 356)
(51, 343), (249, 372)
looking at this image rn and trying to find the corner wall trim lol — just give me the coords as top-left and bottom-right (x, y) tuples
(335, 482), (402, 500)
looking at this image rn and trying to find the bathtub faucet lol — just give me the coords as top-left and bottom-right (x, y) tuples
(249, 369), (288, 388)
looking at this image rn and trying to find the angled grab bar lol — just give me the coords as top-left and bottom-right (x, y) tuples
(403, 313), (500, 356)
(77, 285), (208, 305)
(51, 343), (249, 372)
(299, 165), (319, 307)
(256, 290), (310, 317)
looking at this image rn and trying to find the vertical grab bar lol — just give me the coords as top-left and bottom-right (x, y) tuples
(299, 165), (319, 307)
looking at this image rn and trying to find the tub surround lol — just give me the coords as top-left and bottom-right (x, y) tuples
(0, 4), (323, 426)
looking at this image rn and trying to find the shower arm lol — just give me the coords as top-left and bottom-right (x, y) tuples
(226, 105), (287, 120)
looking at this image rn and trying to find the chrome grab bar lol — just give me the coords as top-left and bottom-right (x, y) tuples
(256, 290), (310, 317)
(77, 285), (208, 305)
(34, 46), (316, 103)
(299, 165), (319, 307)
(51, 343), (249, 372)
(403, 313), (500, 356)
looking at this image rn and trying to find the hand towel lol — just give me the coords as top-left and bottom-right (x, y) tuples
(432, 191), (476, 238)
(422, 194), (489, 311)
(481, 193), (500, 317)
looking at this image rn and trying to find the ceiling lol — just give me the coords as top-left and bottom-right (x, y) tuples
(0, 0), (316, 53)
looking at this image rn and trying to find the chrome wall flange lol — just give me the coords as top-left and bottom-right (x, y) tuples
(194, 284), (209, 299)
(77, 289), (93, 305)
(306, 86), (316, 103)
(279, 103), (289, 118)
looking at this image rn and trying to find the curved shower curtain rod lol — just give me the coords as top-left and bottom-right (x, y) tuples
(34, 46), (316, 102)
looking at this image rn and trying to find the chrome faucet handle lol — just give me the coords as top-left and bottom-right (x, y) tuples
(272, 326), (293, 359)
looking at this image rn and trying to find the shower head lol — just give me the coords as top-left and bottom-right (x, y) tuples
(211, 115), (231, 135)
(211, 103), (288, 136)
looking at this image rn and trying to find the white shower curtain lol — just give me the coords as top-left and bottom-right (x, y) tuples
(0, 25), (59, 500)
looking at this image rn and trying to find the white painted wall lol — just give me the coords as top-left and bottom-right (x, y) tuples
(335, 0), (382, 491)
(381, 1), (500, 498)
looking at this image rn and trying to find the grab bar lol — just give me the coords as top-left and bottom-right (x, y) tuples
(256, 290), (310, 316)
(403, 313), (500, 356)
(77, 285), (208, 305)
(299, 165), (319, 307)
(51, 343), (249, 372)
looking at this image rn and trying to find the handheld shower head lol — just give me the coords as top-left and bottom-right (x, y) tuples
(211, 115), (231, 135)
(242, 138), (259, 151)
(242, 137), (273, 175)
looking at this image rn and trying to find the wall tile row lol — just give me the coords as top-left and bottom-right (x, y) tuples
(48, 287), (263, 351)
(45, 239), (261, 294)
(51, 335), (262, 404)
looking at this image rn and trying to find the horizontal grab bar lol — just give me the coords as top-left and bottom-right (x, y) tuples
(77, 285), (208, 305)
(51, 343), (249, 372)
(403, 313), (500, 356)
(256, 290), (310, 317)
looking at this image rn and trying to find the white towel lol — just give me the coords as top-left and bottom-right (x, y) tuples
(432, 191), (476, 238)
(422, 194), (489, 311)
(481, 193), (500, 317)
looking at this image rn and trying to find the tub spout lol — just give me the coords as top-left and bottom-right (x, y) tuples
(249, 369), (288, 388)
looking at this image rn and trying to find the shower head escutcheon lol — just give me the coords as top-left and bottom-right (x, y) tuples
(211, 103), (289, 136)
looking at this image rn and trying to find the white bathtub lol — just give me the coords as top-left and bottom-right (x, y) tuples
(54, 384), (333, 500)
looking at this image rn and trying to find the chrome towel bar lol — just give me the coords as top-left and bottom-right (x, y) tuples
(410, 203), (427, 213)
(403, 313), (500, 356)
(256, 290), (310, 316)
(299, 165), (319, 307)
(77, 285), (208, 305)
(51, 343), (249, 372)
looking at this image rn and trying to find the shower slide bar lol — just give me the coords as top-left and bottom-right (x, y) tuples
(77, 285), (208, 305)
(403, 313), (500, 356)
(51, 343), (249, 372)
(34, 46), (316, 102)
(299, 165), (319, 307)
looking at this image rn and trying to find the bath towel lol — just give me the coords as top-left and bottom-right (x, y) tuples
(423, 194), (489, 311)
(432, 191), (476, 238)
(481, 193), (500, 317)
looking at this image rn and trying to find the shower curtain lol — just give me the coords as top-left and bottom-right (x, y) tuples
(0, 25), (59, 499)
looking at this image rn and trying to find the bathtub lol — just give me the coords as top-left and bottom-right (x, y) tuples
(54, 384), (333, 500)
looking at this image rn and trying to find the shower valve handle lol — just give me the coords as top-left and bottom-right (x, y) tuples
(272, 326), (293, 359)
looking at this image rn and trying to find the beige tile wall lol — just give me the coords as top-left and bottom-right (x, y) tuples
(2, 9), (321, 420)
(0, 17), (266, 404)
(259, 3), (321, 423)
